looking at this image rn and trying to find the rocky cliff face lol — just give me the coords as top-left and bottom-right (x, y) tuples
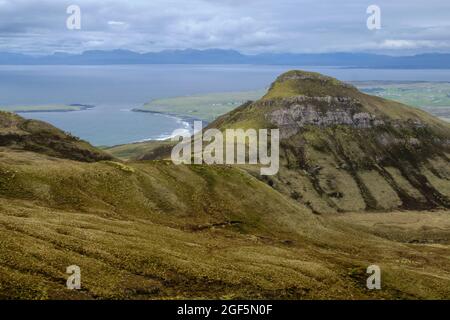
(266, 96), (385, 138)
(209, 70), (450, 213)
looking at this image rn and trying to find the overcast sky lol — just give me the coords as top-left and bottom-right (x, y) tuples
(0, 0), (449, 55)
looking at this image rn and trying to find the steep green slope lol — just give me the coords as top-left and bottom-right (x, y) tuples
(1, 150), (449, 299)
(208, 70), (450, 213)
(104, 140), (176, 161)
(1, 71), (450, 299)
(0, 111), (112, 162)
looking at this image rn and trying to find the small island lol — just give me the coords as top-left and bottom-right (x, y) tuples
(0, 103), (95, 113)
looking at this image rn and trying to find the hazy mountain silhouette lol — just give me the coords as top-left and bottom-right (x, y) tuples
(0, 49), (449, 68)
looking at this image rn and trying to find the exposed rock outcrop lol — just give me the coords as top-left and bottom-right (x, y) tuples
(208, 70), (450, 213)
(266, 96), (386, 138)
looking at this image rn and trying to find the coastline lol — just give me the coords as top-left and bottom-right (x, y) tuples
(132, 107), (207, 124)
(2, 104), (95, 114)
(118, 108), (207, 144)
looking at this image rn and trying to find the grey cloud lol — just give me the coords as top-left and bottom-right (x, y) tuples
(0, 0), (448, 54)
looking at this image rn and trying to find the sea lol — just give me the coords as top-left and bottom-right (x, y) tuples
(1, 64), (449, 146)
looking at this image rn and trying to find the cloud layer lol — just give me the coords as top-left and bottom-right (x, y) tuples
(0, 0), (449, 54)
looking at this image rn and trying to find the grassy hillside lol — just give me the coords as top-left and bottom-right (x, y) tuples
(104, 140), (176, 161)
(0, 111), (112, 162)
(107, 81), (450, 160)
(207, 71), (450, 213)
(111, 71), (450, 213)
(1, 71), (450, 299)
(1, 150), (449, 299)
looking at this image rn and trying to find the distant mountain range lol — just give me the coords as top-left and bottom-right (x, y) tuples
(0, 49), (449, 68)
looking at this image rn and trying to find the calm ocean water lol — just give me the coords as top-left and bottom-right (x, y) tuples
(1, 64), (450, 146)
